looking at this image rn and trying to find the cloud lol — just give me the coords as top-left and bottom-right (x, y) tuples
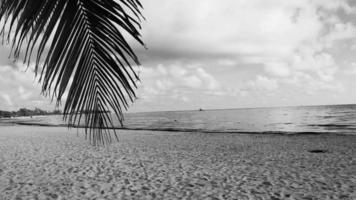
(139, 0), (355, 58)
(283, 71), (344, 94)
(351, 43), (356, 50)
(247, 75), (279, 91)
(131, 0), (356, 110)
(1, 94), (13, 106)
(264, 62), (291, 77)
(323, 22), (356, 46)
(1, 0), (356, 112)
(138, 0), (356, 87)
(18, 86), (33, 100)
(0, 65), (51, 110)
(137, 63), (222, 99)
(347, 62), (356, 74)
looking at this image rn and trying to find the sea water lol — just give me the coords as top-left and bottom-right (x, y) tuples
(3, 104), (356, 134)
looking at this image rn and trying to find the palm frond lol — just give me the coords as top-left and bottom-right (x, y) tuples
(0, 0), (144, 145)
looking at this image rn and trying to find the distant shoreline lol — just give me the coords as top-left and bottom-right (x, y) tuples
(127, 103), (356, 114)
(2, 104), (356, 136)
(2, 121), (355, 136)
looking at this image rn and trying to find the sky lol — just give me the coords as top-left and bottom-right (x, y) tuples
(1, 0), (356, 112)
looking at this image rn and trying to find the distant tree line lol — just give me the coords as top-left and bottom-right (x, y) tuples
(0, 108), (62, 118)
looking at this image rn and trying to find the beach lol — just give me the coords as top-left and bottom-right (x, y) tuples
(0, 125), (355, 199)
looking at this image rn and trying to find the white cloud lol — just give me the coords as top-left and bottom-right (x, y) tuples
(312, 0), (355, 13)
(140, 0), (356, 86)
(140, 0), (356, 56)
(323, 22), (356, 46)
(292, 51), (337, 81)
(18, 86), (33, 100)
(264, 62), (291, 77)
(347, 62), (356, 74)
(0, 65), (51, 110)
(141, 0), (322, 57)
(283, 72), (344, 94)
(195, 68), (220, 90)
(2, 0), (356, 112)
(217, 59), (237, 67)
(1, 94), (13, 106)
(248, 75), (279, 91)
(351, 42), (356, 50)
(138, 64), (222, 99)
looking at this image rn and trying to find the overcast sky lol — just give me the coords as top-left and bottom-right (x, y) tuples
(1, 0), (356, 112)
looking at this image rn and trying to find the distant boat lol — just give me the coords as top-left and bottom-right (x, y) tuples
(199, 108), (204, 111)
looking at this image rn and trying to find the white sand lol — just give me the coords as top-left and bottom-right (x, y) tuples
(0, 126), (355, 199)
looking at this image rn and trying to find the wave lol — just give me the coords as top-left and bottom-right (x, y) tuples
(308, 124), (356, 130)
(4, 121), (352, 135)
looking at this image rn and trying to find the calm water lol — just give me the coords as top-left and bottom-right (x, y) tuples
(2, 104), (356, 134)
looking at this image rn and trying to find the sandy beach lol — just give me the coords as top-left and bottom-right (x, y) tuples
(0, 125), (355, 199)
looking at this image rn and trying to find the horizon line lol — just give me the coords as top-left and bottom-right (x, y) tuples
(127, 103), (356, 114)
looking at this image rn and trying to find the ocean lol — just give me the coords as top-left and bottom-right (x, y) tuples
(2, 104), (356, 135)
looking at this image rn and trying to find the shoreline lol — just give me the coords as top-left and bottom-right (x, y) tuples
(1, 121), (355, 136)
(0, 126), (355, 199)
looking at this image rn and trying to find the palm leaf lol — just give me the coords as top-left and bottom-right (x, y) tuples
(0, 0), (144, 145)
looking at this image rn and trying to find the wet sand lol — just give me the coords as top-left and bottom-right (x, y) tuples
(0, 126), (355, 199)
